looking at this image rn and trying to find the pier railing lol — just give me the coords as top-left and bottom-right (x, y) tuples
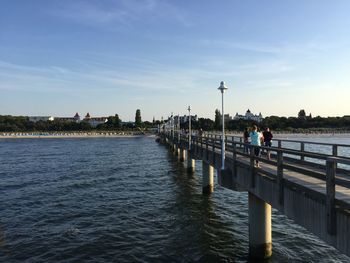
(167, 131), (350, 201)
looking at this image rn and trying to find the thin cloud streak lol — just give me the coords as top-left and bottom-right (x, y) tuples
(0, 55), (296, 96)
(49, 0), (192, 29)
(196, 39), (343, 55)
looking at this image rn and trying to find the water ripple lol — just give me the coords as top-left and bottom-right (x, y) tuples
(0, 137), (349, 262)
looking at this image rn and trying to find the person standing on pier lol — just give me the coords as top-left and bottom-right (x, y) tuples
(263, 127), (273, 160)
(243, 127), (250, 153)
(250, 125), (263, 167)
(199, 128), (203, 137)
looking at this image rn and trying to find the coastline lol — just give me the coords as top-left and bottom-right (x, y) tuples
(0, 132), (156, 139)
(1, 131), (349, 139)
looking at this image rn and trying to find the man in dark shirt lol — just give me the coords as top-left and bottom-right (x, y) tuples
(263, 127), (273, 160)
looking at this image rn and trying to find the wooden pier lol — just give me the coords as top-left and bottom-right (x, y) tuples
(159, 132), (350, 259)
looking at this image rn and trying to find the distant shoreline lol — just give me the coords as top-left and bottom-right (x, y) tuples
(2, 131), (349, 140)
(0, 132), (156, 139)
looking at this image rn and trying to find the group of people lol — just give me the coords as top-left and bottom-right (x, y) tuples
(243, 125), (273, 167)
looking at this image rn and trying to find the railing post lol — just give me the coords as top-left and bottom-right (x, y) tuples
(212, 138), (215, 164)
(193, 136), (196, 154)
(206, 136), (209, 161)
(233, 138), (237, 177)
(332, 145), (338, 157)
(278, 140), (282, 148)
(332, 145), (338, 169)
(232, 138), (236, 159)
(200, 136), (203, 157)
(250, 145), (255, 188)
(277, 150), (284, 207)
(326, 158), (336, 235)
(300, 142), (305, 161)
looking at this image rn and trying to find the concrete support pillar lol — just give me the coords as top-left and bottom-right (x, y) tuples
(187, 155), (195, 173)
(173, 144), (177, 155)
(180, 148), (186, 162)
(202, 161), (214, 194)
(171, 142), (177, 154)
(248, 193), (272, 259)
(175, 145), (179, 156)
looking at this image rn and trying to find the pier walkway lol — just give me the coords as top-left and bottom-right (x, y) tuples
(159, 132), (350, 259)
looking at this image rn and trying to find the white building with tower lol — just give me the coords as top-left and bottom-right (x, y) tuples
(234, 109), (263, 123)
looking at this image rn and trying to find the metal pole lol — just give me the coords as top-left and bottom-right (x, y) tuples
(221, 92), (225, 170)
(188, 106), (191, 150)
(178, 114), (180, 143)
(171, 112), (174, 141)
(218, 81), (228, 170)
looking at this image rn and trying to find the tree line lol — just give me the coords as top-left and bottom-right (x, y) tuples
(0, 109), (158, 132)
(177, 109), (350, 132)
(1, 109), (350, 132)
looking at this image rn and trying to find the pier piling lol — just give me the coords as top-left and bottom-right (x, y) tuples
(187, 156), (195, 174)
(202, 160), (214, 194)
(248, 193), (272, 259)
(180, 148), (186, 162)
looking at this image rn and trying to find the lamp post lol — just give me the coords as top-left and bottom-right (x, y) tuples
(171, 112), (174, 141)
(177, 114), (180, 144)
(188, 106), (191, 150)
(218, 81), (228, 170)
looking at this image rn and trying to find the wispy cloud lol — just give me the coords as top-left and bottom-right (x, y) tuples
(196, 39), (341, 55)
(49, 0), (192, 29)
(244, 79), (294, 90)
(0, 58), (198, 94)
(0, 54), (295, 95)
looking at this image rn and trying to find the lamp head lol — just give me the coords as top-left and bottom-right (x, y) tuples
(218, 81), (228, 93)
(188, 106), (191, 112)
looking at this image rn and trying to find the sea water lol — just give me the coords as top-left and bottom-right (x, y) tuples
(0, 136), (349, 262)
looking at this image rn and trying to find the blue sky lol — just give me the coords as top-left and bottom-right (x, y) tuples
(1, 0), (350, 121)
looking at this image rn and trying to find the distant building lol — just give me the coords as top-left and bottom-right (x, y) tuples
(224, 114), (232, 124)
(56, 117), (77, 122)
(56, 112), (81, 123)
(74, 112), (80, 122)
(84, 112), (91, 120)
(234, 109), (263, 123)
(55, 112), (107, 126)
(83, 112), (108, 127)
(173, 115), (198, 125)
(29, 116), (54, 122)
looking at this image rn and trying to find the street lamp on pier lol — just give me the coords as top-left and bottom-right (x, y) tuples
(177, 114), (180, 143)
(218, 81), (228, 170)
(188, 106), (191, 150)
(171, 112), (174, 140)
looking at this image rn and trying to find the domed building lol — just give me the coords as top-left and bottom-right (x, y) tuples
(234, 109), (263, 123)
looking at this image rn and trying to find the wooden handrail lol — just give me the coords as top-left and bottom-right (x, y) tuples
(327, 157), (350, 165)
(192, 136), (350, 162)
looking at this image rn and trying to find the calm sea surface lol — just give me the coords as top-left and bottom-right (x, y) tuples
(1, 136), (350, 262)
